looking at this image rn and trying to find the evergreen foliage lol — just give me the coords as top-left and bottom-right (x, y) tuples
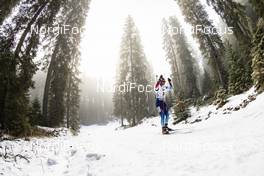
(162, 17), (200, 99)
(0, 0), (90, 136)
(213, 87), (228, 109)
(206, 0), (253, 89)
(113, 16), (154, 126)
(176, 0), (228, 89)
(249, 0), (264, 17)
(29, 97), (42, 126)
(251, 19), (264, 93)
(225, 41), (248, 95)
(173, 99), (190, 125)
(0, 0), (21, 25)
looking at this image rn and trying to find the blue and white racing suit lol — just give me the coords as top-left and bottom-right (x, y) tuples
(155, 83), (173, 127)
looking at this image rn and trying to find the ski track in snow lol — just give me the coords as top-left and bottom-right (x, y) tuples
(1, 89), (264, 176)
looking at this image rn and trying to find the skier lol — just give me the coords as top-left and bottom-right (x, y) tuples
(155, 75), (173, 134)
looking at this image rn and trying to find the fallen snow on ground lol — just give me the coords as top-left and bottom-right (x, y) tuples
(1, 89), (264, 176)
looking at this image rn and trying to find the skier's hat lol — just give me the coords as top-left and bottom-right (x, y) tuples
(159, 75), (166, 82)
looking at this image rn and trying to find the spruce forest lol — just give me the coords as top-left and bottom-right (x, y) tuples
(1, 0), (264, 175)
(0, 0), (263, 136)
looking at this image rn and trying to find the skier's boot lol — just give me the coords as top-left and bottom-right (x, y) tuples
(162, 126), (169, 135)
(165, 123), (174, 132)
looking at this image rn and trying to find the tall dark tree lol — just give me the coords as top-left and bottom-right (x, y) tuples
(0, 0), (90, 135)
(0, 0), (21, 25)
(65, 58), (81, 132)
(201, 70), (214, 96)
(162, 18), (182, 96)
(251, 18), (264, 93)
(249, 1), (264, 93)
(176, 0), (228, 89)
(225, 41), (247, 95)
(206, 0), (252, 43)
(206, 0), (253, 87)
(113, 16), (154, 126)
(113, 49), (129, 126)
(249, 0), (264, 18)
(0, 0), (54, 135)
(45, 0), (90, 129)
(162, 17), (200, 99)
(28, 97), (42, 126)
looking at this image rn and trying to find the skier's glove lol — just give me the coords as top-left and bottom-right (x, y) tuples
(155, 80), (160, 88)
(168, 78), (172, 87)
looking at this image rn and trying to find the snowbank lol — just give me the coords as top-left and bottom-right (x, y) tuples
(1, 89), (264, 176)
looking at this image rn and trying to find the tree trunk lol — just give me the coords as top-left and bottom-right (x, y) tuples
(66, 74), (72, 128)
(0, 0), (20, 25)
(205, 34), (227, 88)
(42, 43), (59, 125)
(3, 1), (48, 126)
(0, 82), (7, 129)
(14, 1), (48, 60)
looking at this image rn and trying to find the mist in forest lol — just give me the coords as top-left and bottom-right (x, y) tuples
(0, 0), (263, 135)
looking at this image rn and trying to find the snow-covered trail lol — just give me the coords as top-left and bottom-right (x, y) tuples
(82, 117), (264, 176)
(1, 90), (264, 176)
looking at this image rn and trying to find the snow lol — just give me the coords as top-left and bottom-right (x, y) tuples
(1, 89), (264, 176)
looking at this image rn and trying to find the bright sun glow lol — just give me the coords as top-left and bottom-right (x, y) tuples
(80, 0), (179, 82)
(80, 0), (220, 83)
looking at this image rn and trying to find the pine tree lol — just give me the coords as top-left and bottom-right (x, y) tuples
(225, 41), (247, 95)
(113, 42), (130, 126)
(251, 18), (264, 93)
(249, 0), (264, 18)
(29, 97), (42, 126)
(201, 70), (214, 96)
(162, 17), (200, 99)
(213, 87), (227, 109)
(206, 0), (252, 43)
(48, 53), (67, 127)
(0, 0), (21, 25)
(113, 16), (153, 126)
(46, 0), (90, 129)
(66, 66), (81, 132)
(162, 18), (183, 96)
(113, 86), (125, 126)
(176, 0), (228, 89)
(0, 0), (52, 135)
(206, 0), (253, 88)
(173, 98), (190, 124)
(0, 0), (89, 135)
(145, 62), (156, 116)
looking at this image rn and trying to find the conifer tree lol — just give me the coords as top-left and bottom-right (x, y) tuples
(201, 70), (214, 96)
(249, 0), (264, 18)
(225, 41), (247, 95)
(162, 18), (182, 96)
(206, 0), (253, 87)
(162, 17), (200, 99)
(46, 0), (90, 129)
(0, 0), (89, 135)
(29, 97), (42, 126)
(66, 64), (81, 132)
(176, 0), (228, 89)
(251, 19), (264, 93)
(0, 0), (21, 25)
(113, 16), (153, 126)
(206, 0), (252, 43)
(0, 0), (53, 135)
(249, 1), (264, 93)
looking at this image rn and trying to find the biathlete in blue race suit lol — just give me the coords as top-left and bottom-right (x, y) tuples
(154, 75), (173, 134)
